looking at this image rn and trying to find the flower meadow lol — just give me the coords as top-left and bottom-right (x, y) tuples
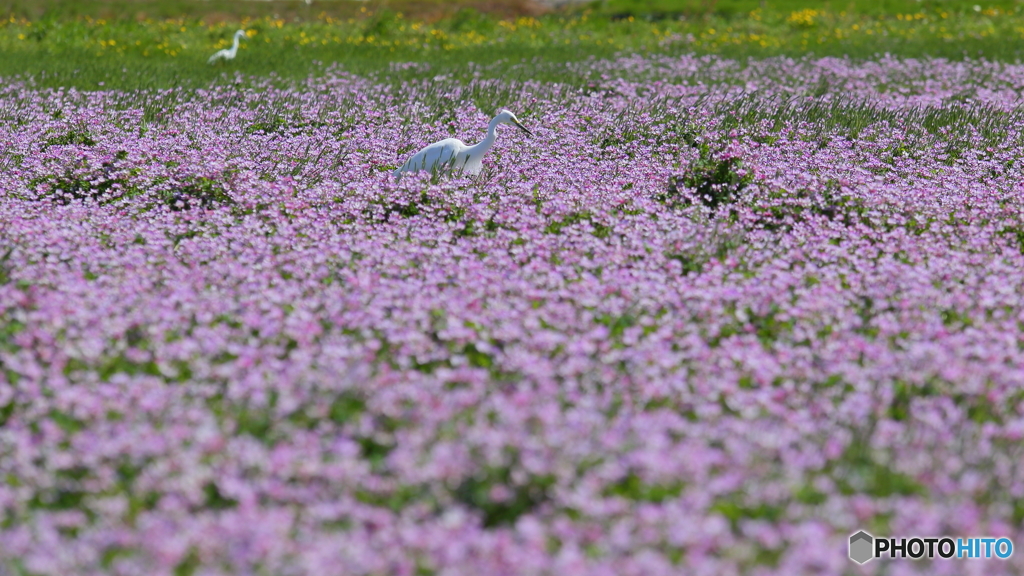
(3, 54), (1024, 575)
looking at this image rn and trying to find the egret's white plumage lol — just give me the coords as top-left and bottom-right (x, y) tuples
(207, 30), (248, 64)
(394, 109), (532, 180)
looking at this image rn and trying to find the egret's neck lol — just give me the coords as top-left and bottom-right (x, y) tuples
(232, 35), (242, 50)
(465, 117), (501, 157)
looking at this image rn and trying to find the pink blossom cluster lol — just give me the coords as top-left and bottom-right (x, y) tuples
(1, 55), (1024, 575)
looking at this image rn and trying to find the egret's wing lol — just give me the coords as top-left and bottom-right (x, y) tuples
(396, 139), (465, 174)
(207, 50), (226, 64)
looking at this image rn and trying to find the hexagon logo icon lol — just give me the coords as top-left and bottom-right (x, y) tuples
(849, 531), (874, 564)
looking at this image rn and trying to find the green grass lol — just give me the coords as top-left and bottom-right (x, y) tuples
(3, 0), (1020, 21)
(585, 0), (1023, 18)
(0, 0), (532, 22)
(1, 2), (1024, 91)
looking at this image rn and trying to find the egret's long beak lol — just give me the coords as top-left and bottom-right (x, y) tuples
(512, 120), (533, 136)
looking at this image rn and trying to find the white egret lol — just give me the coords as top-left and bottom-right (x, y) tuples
(393, 109), (532, 180)
(207, 30), (248, 65)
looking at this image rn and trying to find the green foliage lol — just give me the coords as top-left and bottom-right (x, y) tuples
(4, 0), (1021, 23)
(829, 440), (925, 497)
(362, 10), (405, 38)
(42, 128), (97, 150)
(585, 0), (1023, 19)
(748, 186), (868, 231)
(664, 225), (745, 278)
(446, 8), (497, 34)
(0, 248), (13, 287)
(657, 139), (753, 210)
(164, 177), (233, 211)
(233, 403), (275, 441)
(31, 166), (131, 204)
(999, 225), (1024, 254)
(2, 6), (1024, 92)
(594, 312), (637, 341)
(354, 483), (430, 512)
(792, 483), (828, 505)
(358, 436), (394, 467)
(28, 481), (89, 513)
(375, 197), (425, 222)
(604, 472), (683, 503)
(328, 392), (367, 425)
(173, 549), (200, 576)
(461, 343), (494, 369)
(664, 251), (706, 276)
(453, 466), (553, 527)
(1013, 498), (1024, 526)
(709, 304), (796, 347)
(100, 546), (134, 570)
(202, 482), (238, 510)
(887, 379), (938, 422)
(543, 211), (611, 237)
(710, 497), (784, 528)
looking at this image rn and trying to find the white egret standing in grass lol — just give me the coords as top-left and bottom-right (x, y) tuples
(207, 30), (248, 64)
(393, 109), (532, 180)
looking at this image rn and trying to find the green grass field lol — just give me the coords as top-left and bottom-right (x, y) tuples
(4, 0), (1022, 20)
(592, 0), (1024, 18)
(0, 0), (1022, 90)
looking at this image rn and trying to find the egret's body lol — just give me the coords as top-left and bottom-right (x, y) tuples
(207, 30), (247, 64)
(394, 109), (531, 180)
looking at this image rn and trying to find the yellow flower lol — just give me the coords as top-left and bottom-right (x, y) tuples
(787, 9), (820, 28)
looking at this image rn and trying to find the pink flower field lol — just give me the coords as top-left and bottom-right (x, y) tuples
(1, 55), (1024, 575)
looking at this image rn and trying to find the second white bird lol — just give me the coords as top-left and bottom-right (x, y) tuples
(208, 30), (248, 64)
